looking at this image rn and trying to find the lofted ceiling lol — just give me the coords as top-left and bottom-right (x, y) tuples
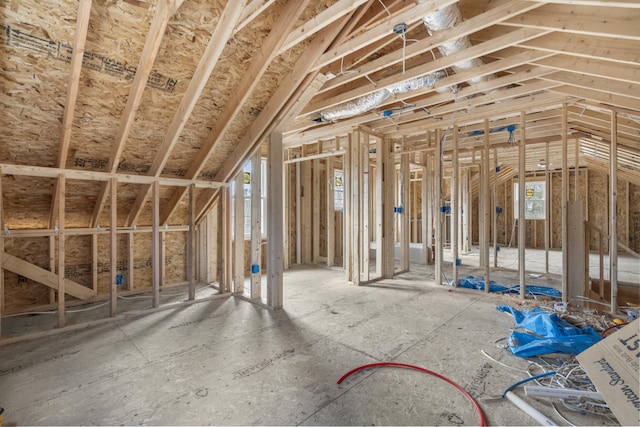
(1, 0), (639, 230)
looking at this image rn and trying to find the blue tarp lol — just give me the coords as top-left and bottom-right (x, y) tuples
(496, 305), (601, 357)
(451, 275), (562, 299)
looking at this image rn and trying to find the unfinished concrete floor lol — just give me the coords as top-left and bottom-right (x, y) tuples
(0, 263), (618, 426)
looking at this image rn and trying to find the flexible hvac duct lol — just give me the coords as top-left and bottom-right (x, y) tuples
(316, 72), (445, 122)
(421, 3), (493, 85)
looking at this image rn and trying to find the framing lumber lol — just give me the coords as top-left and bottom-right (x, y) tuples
(91, 0), (175, 227)
(312, 159), (320, 263)
(49, 0), (92, 228)
(214, 16), (351, 184)
(57, 174), (66, 327)
(305, 27), (548, 116)
(562, 104), (569, 303)
(326, 157), (335, 267)
(110, 178), (117, 316)
(518, 112), (526, 299)
(610, 111), (618, 315)
(452, 126), (459, 285)
(187, 184), (195, 301)
(267, 132), (284, 309)
(319, 0), (544, 94)
(434, 129), (443, 286)
(545, 142), (550, 273)
(362, 133), (371, 280)
(313, 0), (458, 71)
(482, 120), (490, 293)
(1, 253), (93, 301)
(126, 0), (248, 226)
(0, 176), (3, 336)
(234, 172), (245, 294)
(400, 142), (410, 273)
(250, 150), (261, 300)
(152, 181), (160, 308)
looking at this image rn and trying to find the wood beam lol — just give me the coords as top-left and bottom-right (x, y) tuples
(483, 120), (490, 293)
(518, 112), (526, 299)
(188, 184), (195, 301)
(213, 14), (351, 184)
(562, 104), (569, 303)
(267, 132), (284, 309)
(610, 111), (618, 315)
(305, 27), (548, 116)
(234, 172), (245, 294)
(504, 4), (640, 40)
(1, 253), (94, 301)
(152, 181), (160, 308)
(319, 0), (544, 94)
(49, 0), (92, 228)
(57, 174), (66, 327)
(250, 151), (261, 299)
(313, 0), (458, 71)
(92, 0), (174, 227)
(109, 179), (117, 316)
(127, 0), (247, 226)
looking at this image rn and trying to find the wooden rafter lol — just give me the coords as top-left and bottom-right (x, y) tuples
(49, 0), (92, 228)
(125, 0), (248, 227)
(159, 0), (311, 225)
(90, 0), (176, 228)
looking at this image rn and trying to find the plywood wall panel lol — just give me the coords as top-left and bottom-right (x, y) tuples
(3, 237), (52, 311)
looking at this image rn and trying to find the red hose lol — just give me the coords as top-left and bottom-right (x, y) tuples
(337, 362), (486, 427)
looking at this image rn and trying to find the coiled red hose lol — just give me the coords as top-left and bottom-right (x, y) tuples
(337, 362), (486, 427)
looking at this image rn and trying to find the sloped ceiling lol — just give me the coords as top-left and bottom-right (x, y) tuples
(1, 0), (639, 230)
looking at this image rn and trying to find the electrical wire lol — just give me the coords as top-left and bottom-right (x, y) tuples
(501, 371), (556, 398)
(337, 362), (486, 427)
(480, 350), (527, 373)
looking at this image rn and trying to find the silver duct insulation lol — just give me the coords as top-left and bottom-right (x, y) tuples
(422, 3), (494, 85)
(317, 72), (445, 122)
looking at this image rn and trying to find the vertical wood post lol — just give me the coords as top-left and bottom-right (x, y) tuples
(127, 232), (134, 291)
(326, 157), (335, 267)
(493, 148), (498, 268)
(452, 126), (459, 285)
(609, 111), (618, 315)
(152, 181), (160, 308)
(250, 150), (261, 299)
(58, 174), (66, 327)
(351, 130), (360, 284)
(434, 129), (443, 285)
(518, 112), (526, 299)
(221, 187), (233, 293)
(483, 120), (490, 292)
(562, 104), (569, 303)
(400, 141), (410, 272)
(267, 132), (283, 309)
(344, 135), (352, 281)
(110, 178), (117, 316)
(0, 175), (4, 336)
(312, 158), (320, 263)
(545, 142), (550, 273)
(188, 183), (195, 300)
(283, 161), (290, 270)
(376, 137), (384, 277)
(234, 171), (245, 294)
(362, 133), (370, 280)
(295, 162), (301, 264)
(421, 152), (430, 263)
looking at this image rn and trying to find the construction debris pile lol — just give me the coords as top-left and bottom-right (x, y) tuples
(490, 304), (639, 426)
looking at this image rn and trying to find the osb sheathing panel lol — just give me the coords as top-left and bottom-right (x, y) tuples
(0, 0), (77, 167)
(96, 233), (129, 294)
(3, 237), (53, 311)
(65, 234), (93, 289)
(163, 1), (286, 177)
(588, 170), (608, 250)
(617, 180), (628, 245)
(164, 231), (187, 283)
(2, 176), (55, 229)
(65, 179), (102, 228)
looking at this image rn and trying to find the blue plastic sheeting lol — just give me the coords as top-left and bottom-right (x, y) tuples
(496, 305), (601, 357)
(451, 275), (562, 299)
